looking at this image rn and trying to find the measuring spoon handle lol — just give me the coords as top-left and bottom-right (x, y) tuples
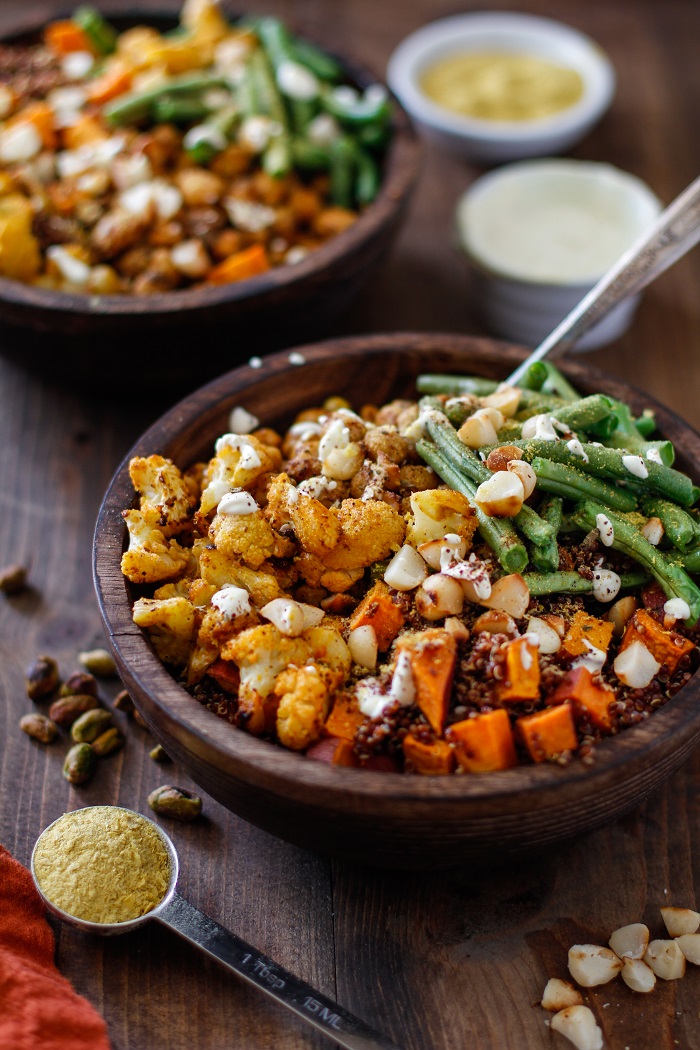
(156, 894), (404, 1050)
(506, 172), (700, 386)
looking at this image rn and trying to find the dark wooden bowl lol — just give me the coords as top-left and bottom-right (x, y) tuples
(94, 333), (700, 869)
(0, 12), (420, 382)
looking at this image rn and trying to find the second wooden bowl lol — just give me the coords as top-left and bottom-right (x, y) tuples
(94, 333), (700, 869)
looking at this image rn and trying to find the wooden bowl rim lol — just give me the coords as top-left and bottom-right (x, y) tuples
(94, 333), (700, 807)
(0, 9), (421, 317)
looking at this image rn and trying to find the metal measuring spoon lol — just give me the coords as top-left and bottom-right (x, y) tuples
(31, 808), (403, 1050)
(506, 172), (700, 387)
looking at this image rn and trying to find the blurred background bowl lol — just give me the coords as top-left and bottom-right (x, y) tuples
(0, 11), (420, 385)
(94, 333), (700, 870)
(387, 12), (615, 163)
(455, 159), (662, 349)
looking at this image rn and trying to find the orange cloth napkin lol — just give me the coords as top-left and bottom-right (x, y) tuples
(0, 845), (111, 1050)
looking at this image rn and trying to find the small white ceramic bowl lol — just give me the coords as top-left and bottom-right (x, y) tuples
(455, 159), (662, 349)
(387, 12), (615, 162)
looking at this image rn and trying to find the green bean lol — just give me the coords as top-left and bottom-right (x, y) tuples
(641, 496), (699, 551)
(73, 6), (117, 54)
(668, 546), (700, 573)
(255, 17), (317, 133)
(152, 96), (209, 124)
(246, 48), (293, 177)
(634, 410), (657, 438)
(291, 37), (343, 81)
(104, 73), (229, 126)
(417, 374), (500, 397)
(329, 136), (355, 207)
(520, 441), (697, 508)
(571, 501), (700, 623)
(321, 84), (391, 126)
(353, 144), (380, 205)
(524, 569), (651, 597)
(534, 362), (581, 401)
(356, 121), (392, 149)
(530, 457), (638, 513)
(291, 138), (330, 169)
(416, 440), (528, 574)
(547, 394), (617, 433)
(604, 399), (674, 462)
(529, 495), (562, 573)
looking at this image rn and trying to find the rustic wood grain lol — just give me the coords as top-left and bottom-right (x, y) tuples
(2, 0), (700, 1048)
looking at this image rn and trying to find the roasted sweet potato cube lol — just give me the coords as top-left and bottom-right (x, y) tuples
(446, 709), (518, 773)
(207, 658), (240, 694)
(561, 610), (614, 658)
(498, 636), (540, 703)
(546, 667), (615, 731)
(620, 609), (695, 674)
(348, 580), (405, 651)
(324, 693), (366, 741)
(517, 703), (578, 762)
(402, 735), (456, 775)
(396, 628), (457, 734)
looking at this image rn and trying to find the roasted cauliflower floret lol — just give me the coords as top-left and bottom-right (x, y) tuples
(323, 498), (405, 570)
(196, 543), (284, 606)
(199, 435), (276, 517)
(188, 583), (257, 683)
(405, 488), (478, 547)
(266, 473), (341, 556)
(274, 665), (331, 751)
(121, 509), (190, 584)
(209, 508), (279, 569)
(128, 454), (197, 537)
(132, 595), (197, 668)
(222, 624), (311, 697)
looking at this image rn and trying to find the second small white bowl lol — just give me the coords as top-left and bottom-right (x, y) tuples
(456, 159), (662, 350)
(387, 12), (615, 162)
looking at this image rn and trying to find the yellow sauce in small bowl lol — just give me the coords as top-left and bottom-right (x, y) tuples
(420, 52), (584, 122)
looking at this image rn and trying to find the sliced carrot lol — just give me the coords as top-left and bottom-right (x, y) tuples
(348, 580), (405, 651)
(206, 244), (270, 286)
(402, 735), (455, 775)
(324, 692), (366, 741)
(397, 628), (457, 734)
(517, 703), (577, 762)
(206, 658), (240, 694)
(44, 20), (94, 55)
(446, 709), (518, 773)
(498, 636), (540, 703)
(546, 666), (614, 731)
(8, 102), (57, 150)
(62, 114), (109, 150)
(87, 63), (133, 105)
(561, 610), (614, 658)
(620, 608), (695, 674)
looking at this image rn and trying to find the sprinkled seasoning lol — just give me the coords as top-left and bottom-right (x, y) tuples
(33, 807), (170, 924)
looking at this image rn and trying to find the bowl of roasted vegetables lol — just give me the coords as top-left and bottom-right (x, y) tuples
(94, 334), (700, 868)
(0, 3), (418, 357)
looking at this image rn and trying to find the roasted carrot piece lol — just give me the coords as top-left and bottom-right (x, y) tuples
(62, 114), (109, 149)
(620, 609), (695, 674)
(207, 244), (270, 285)
(546, 666), (615, 731)
(8, 102), (57, 149)
(498, 636), (540, 703)
(446, 709), (518, 773)
(402, 735), (455, 775)
(517, 703), (577, 762)
(348, 580), (405, 651)
(324, 692), (366, 741)
(87, 63), (133, 105)
(397, 628), (457, 734)
(561, 610), (614, 658)
(206, 658), (240, 694)
(44, 20), (93, 54)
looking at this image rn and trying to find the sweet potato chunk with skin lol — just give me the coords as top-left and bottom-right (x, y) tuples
(396, 629), (457, 734)
(348, 581), (405, 650)
(324, 692), (367, 741)
(517, 703), (577, 762)
(620, 608), (695, 674)
(546, 666), (615, 731)
(206, 658), (240, 694)
(447, 710), (518, 773)
(402, 735), (456, 775)
(561, 610), (614, 658)
(498, 636), (540, 703)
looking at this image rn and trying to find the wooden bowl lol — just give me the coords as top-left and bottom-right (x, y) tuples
(94, 333), (700, 869)
(0, 13), (420, 383)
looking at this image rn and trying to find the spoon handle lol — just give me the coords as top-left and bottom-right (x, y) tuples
(156, 893), (404, 1050)
(506, 172), (700, 387)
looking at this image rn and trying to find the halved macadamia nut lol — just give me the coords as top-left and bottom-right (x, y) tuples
(568, 944), (622, 987)
(474, 471), (525, 518)
(676, 934), (700, 965)
(480, 386), (520, 417)
(506, 459), (537, 499)
(621, 958), (656, 993)
(480, 573), (530, 619)
(541, 977), (583, 1012)
(644, 939), (686, 980)
(550, 1005), (603, 1050)
(457, 411), (499, 448)
(660, 906), (700, 937)
(609, 922), (649, 960)
(485, 444), (522, 472)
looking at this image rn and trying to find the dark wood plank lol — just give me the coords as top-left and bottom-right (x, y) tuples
(2, 0), (700, 1048)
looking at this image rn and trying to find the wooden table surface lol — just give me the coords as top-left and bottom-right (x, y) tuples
(1, 1), (700, 1048)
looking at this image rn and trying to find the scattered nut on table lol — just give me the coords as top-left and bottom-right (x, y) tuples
(78, 648), (117, 677)
(148, 785), (202, 822)
(92, 726), (125, 757)
(70, 708), (113, 743)
(49, 693), (100, 728)
(19, 713), (58, 744)
(0, 564), (28, 595)
(63, 742), (96, 785)
(25, 655), (60, 700)
(59, 671), (99, 698)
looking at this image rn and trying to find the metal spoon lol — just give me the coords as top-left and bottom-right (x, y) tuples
(31, 809), (403, 1050)
(506, 172), (700, 387)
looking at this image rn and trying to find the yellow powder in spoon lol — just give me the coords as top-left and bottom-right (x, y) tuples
(33, 807), (170, 924)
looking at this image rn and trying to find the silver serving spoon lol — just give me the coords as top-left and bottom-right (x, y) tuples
(31, 809), (403, 1050)
(506, 172), (700, 387)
